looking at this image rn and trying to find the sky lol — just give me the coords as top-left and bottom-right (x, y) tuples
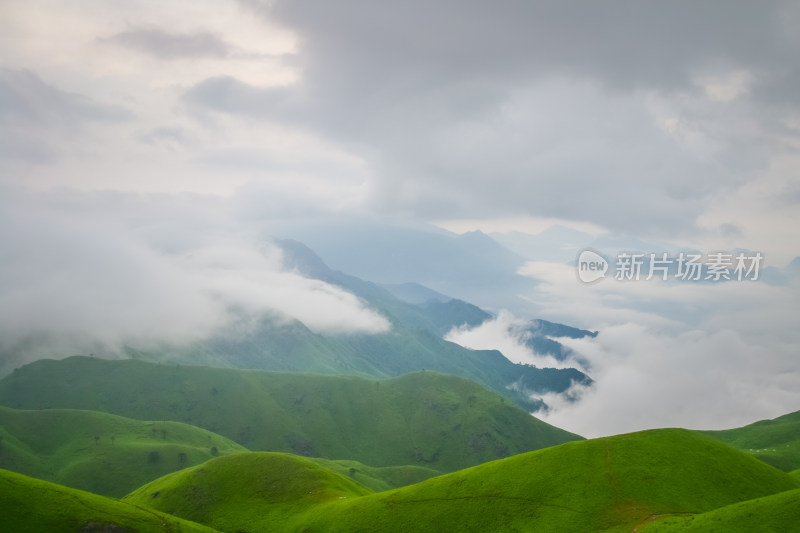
(1, 1), (799, 436)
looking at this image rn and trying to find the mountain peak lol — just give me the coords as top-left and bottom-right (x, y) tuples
(275, 238), (332, 280)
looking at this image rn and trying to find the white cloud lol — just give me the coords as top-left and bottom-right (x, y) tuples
(539, 324), (800, 438)
(445, 310), (583, 370)
(0, 188), (389, 373)
(517, 257), (800, 437)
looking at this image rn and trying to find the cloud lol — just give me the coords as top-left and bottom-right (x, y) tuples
(445, 310), (584, 370)
(5, 1), (799, 243)
(538, 324), (800, 438)
(0, 188), (389, 374)
(102, 26), (231, 59)
(517, 257), (800, 436)
(1, 0), (799, 435)
(262, 0), (791, 91)
(215, 0), (800, 238)
(182, 75), (294, 118)
(0, 69), (130, 171)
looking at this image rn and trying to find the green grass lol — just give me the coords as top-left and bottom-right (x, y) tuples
(0, 356), (581, 473)
(123, 278), (590, 413)
(0, 468), (219, 533)
(306, 457), (441, 492)
(0, 406), (246, 497)
(703, 410), (800, 471)
(126, 428), (800, 533)
(123, 452), (374, 532)
(639, 488), (800, 532)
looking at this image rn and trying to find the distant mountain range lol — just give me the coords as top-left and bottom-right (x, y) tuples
(270, 218), (540, 314)
(116, 238), (595, 412)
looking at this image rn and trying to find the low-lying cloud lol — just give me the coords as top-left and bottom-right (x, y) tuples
(0, 188), (390, 374)
(445, 310), (584, 370)
(518, 258), (800, 437)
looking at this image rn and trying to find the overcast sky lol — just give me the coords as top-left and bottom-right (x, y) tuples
(1, 1), (799, 434)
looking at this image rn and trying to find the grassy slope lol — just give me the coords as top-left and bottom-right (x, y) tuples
(703, 410), (800, 471)
(135, 318), (587, 413)
(0, 468), (218, 533)
(0, 356), (581, 473)
(123, 239), (591, 413)
(640, 488), (800, 532)
(306, 457), (441, 492)
(0, 406), (246, 497)
(127, 429), (800, 533)
(124, 452), (374, 532)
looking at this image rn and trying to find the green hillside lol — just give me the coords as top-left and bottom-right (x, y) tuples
(121, 239), (591, 413)
(126, 429), (800, 533)
(640, 488), (800, 532)
(0, 406), (246, 497)
(306, 457), (441, 492)
(132, 315), (588, 413)
(0, 356), (581, 473)
(0, 468), (218, 533)
(124, 452), (374, 532)
(703, 410), (800, 471)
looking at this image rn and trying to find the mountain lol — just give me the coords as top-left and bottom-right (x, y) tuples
(703, 409), (800, 471)
(379, 282), (452, 304)
(491, 225), (596, 263)
(124, 428), (800, 533)
(271, 218), (539, 314)
(125, 238), (593, 413)
(0, 406), (246, 497)
(0, 468), (219, 533)
(0, 356), (582, 473)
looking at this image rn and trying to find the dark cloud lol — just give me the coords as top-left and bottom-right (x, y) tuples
(101, 26), (231, 59)
(182, 75), (292, 117)
(207, 1), (800, 235)
(0, 69), (131, 169)
(255, 0), (792, 91)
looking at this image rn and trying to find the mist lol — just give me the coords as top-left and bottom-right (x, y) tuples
(445, 310), (586, 371)
(0, 188), (390, 374)
(519, 259), (800, 437)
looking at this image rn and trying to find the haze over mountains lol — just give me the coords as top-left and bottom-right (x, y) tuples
(2, 1), (800, 530)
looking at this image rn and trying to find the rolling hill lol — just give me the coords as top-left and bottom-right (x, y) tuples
(703, 409), (800, 471)
(640, 488), (800, 532)
(0, 406), (246, 497)
(124, 452), (374, 532)
(124, 428), (800, 532)
(0, 356), (581, 473)
(0, 468), (219, 533)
